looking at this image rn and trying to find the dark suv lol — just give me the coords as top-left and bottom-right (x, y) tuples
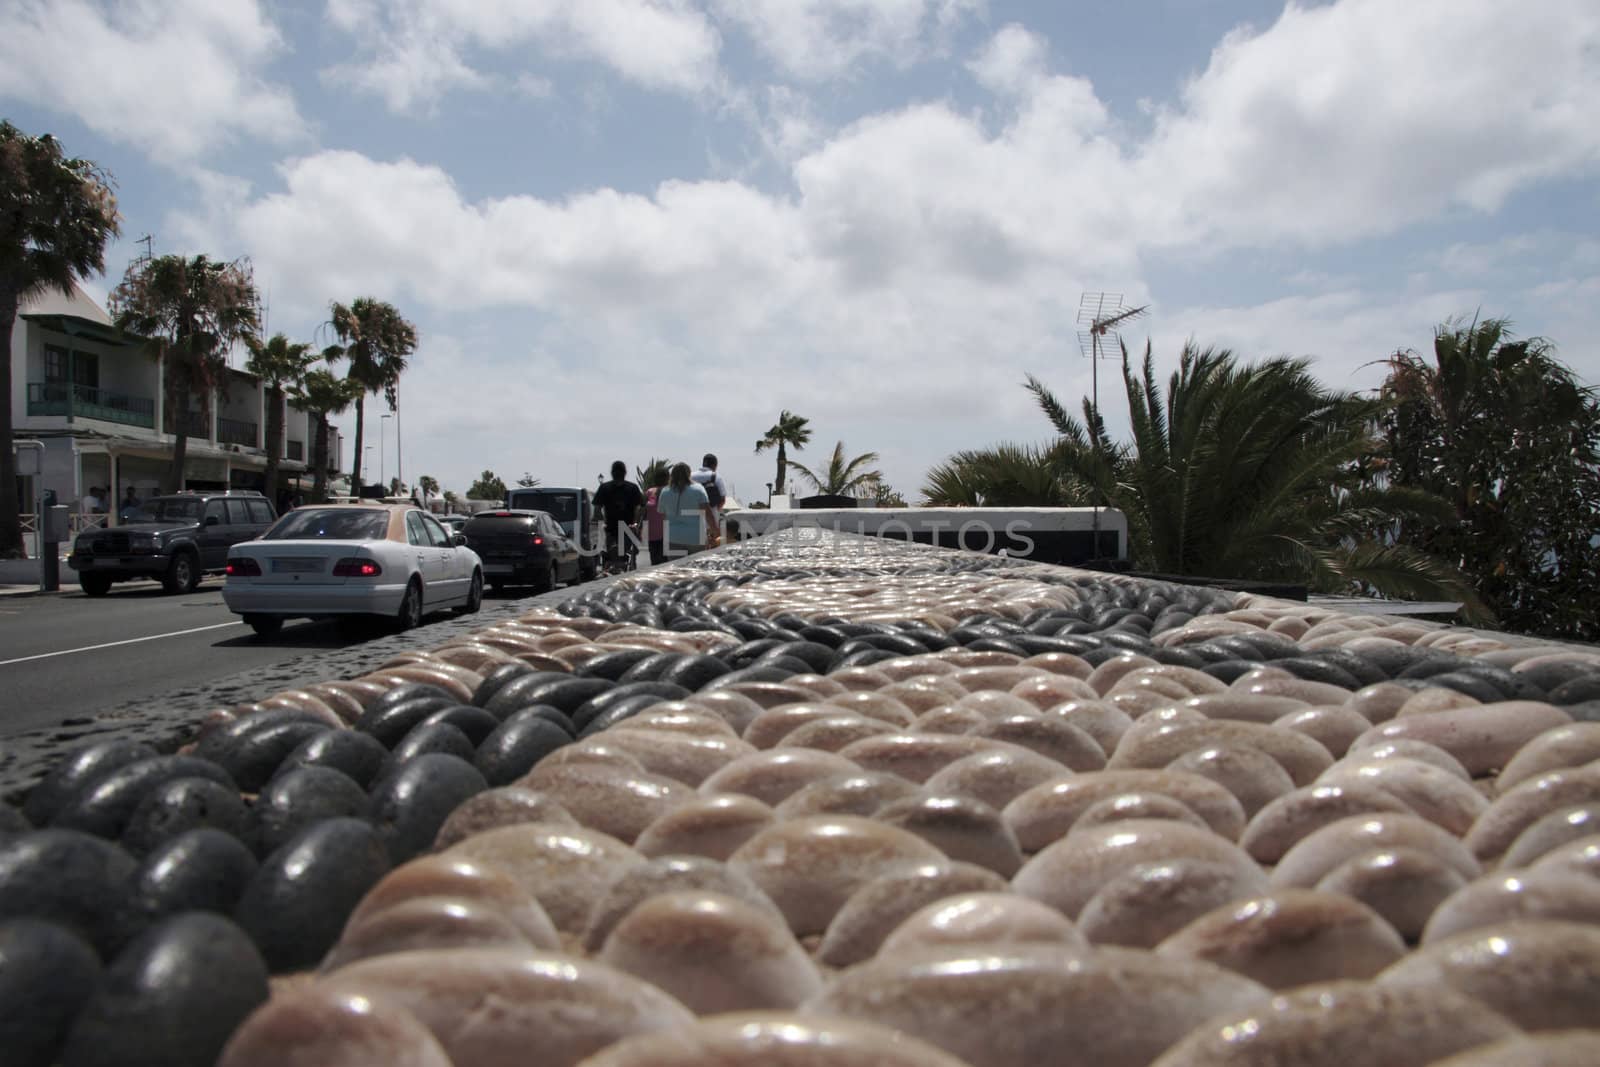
(461, 509), (581, 593)
(68, 491), (278, 596)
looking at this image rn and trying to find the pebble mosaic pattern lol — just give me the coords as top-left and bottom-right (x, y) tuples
(4, 529), (1600, 1066)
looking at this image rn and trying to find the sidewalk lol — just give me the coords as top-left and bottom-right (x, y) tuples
(0, 555), (71, 597)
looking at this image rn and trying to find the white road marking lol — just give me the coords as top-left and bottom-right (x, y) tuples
(0, 621), (243, 667)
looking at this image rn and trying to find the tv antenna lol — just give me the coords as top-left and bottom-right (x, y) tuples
(1076, 292), (1149, 560)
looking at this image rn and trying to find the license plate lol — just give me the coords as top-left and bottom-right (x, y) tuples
(271, 558), (322, 574)
(483, 564), (513, 575)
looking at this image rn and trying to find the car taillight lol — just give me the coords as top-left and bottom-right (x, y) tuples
(531, 535), (544, 545)
(333, 558), (383, 577)
(226, 557), (261, 576)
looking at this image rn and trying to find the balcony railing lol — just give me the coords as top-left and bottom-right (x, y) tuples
(163, 408), (211, 438)
(286, 439), (305, 461)
(218, 417), (259, 448)
(26, 382), (156, 428)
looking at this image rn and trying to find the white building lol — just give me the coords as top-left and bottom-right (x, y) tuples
(8, 284), (343, 529)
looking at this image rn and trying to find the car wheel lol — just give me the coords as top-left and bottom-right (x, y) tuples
(534, 562), (555, 593)
(457, 570), (483, 615)
(244, 614), (283, 638)
(163, 551), (199, 595)
(79, 574), (112, 597)
(395, 579), (423, 631)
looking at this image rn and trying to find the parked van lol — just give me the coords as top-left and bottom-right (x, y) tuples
(506, 486), (599, 580)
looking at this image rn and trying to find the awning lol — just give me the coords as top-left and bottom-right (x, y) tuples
(20, 313), (143, 348)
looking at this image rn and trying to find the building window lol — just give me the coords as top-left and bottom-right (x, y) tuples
(44, 345), (68, 382)
(73, 351), (99, 389)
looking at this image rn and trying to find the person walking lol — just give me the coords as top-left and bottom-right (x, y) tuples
(643, 467), (669, 566)
(691, 453), (729, 540)
(659, 462), (717, 558)
(593, 460), (644, 571)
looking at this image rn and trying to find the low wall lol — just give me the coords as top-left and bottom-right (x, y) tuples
(729, 506), (1129, 566)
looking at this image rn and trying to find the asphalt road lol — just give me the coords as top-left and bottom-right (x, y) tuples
(0, 578), (379, 737)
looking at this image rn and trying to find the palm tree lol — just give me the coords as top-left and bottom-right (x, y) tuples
(325, 298), (417, 498)
(636, 457), (670, 488)
(291, 369), (360, 503)
(245, 332), (317, 506)
(111, 254), (259, 492)
(1027, 341), (1485, 615)
(755, 410), (812, 494)
(1379, 316), (1600, 638)
(442, 489), (460, 511)
(418, 474), (439, 510)
(789, 440), (883, 498)
(0, 122), (121, 557)
(922, 441), (1090, 507)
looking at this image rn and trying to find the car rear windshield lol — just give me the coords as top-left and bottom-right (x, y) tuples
(465, 514), (536, 532)
(263, 508), (389, 541)
(128, 497), (203, 523)
(509, 491), (577, 523)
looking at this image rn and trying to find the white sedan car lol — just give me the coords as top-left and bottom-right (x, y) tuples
(222, 504), (483, 638)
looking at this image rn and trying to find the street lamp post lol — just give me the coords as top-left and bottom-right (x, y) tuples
(380, 413), (393, 494)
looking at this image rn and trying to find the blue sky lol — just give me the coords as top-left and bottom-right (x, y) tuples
(4, 0), (1598, 503)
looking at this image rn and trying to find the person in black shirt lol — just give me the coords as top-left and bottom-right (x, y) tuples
(593, 460), (645, 571)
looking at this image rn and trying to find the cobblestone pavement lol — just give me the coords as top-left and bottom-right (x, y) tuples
(0, 575), (624, 801)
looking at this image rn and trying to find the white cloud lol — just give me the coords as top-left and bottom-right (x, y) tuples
(156, 0), (1600, 496)
(967, 23), (1048, 97)
(1133, 0), (1600, 248)
(0, 0), (306, 160)
(324, 0), (723, 112)
(711, 0), (984, 81)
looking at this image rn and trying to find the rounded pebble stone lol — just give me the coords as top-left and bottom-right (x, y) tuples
(598, 890), (822, 1013)
(234, 817), (392, 973)
(251, 766), (369, 856)
(275, 728), (390, 790)
(569, 1012), (977, 1067)
(345, 854), (559, 948)
(1312, 846), (1468, 942)
(772, 772), (920, 819)
(216, 987), (452, 1067)
(23, 740), (157, 827)
(474, 712), (574, 786)
(445, 823), (646, 935)
(1076, 856), (1271, 949)
(130, 828), (259, 922)
(805, 943), (1268, 1067)
(729, 815), (944, 936)
(581, 854), (784, 953)
(119, 776), (250, 857)
(1377, 919), (1600, 1031)
(1422, 1030), (1600, 1067)
(368, 753), (488, 863)
(0, 828), (138, 955)
(0, 918), (101, 1067)
(879, 891), (1089, 956)
(1013, 819), (1265, 920)
(633, 793), (777, 861)
(875, 793), (1025, 876)
(319, 947), (695, 1067)
(60, 912), (269, 1067)
(431, 786), (578, 849)
(321, 895), (543, 971)
(1150, 979), (1519, 1067)
(1154, 888), (1407, 989)
(1421, 870), (1600, 944)
(816, 862), (1010, 968)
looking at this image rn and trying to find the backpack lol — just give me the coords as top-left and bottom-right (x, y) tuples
(699, 473), (725, 510)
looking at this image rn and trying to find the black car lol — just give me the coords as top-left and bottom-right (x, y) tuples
(67, 491), (278, 596)
(461, 509), (582, 593)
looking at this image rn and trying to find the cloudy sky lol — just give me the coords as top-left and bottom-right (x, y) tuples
(4, 0), (1598, 503)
